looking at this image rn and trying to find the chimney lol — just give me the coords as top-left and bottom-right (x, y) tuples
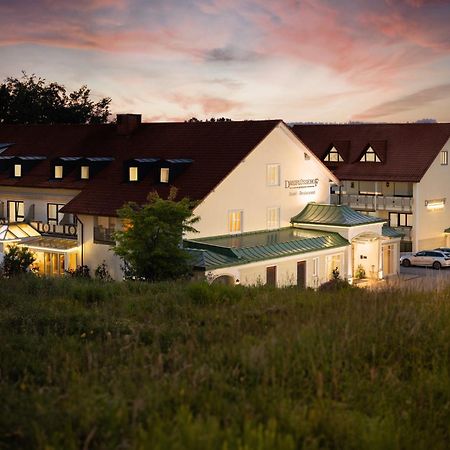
(116, 114), (142, 135)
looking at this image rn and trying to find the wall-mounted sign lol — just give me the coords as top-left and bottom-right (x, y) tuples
(284, 178), (319, 189)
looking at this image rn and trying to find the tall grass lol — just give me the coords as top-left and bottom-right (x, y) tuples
(1, 276), (450, 449)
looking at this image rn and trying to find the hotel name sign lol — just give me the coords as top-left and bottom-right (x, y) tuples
(285, 177), (319, 196)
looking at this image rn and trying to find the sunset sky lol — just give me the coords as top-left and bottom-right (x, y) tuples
(1, 0), (450, 123)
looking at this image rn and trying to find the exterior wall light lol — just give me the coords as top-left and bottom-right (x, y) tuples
(425, 198), (446, 210)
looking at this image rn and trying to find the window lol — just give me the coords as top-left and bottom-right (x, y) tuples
(267, 207), (280, 230)
(81, 165), (89, 179)
(324, 146), (343, 162)
(228, 210), (243, 233)
(129, 166), (138, 181)
(14, 164), (21, 177)
(389, 212), (412, 227)
(54, 165), (63, 179)
(327, 254), (342, 280)
(160, 167), (170, 183)
(441, 150), (448, 166)
(47, 203), (65, 225)
(360, 146), (381, 162)
(312, 257), (319, 277)
(266, 266), (277, 286)
(7, 200), (24, 222)
(266, 164), (280, 186)
(94, 216), (117, 244)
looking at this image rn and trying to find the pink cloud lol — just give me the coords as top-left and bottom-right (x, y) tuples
(170, 93), (243, 115)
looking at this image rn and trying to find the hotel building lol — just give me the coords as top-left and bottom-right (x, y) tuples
(0, 115), (402, 286)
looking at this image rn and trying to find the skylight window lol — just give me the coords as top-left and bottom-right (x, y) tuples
(54, 165), (64, 179)
(360, 146), (381, 163)
(160, 168), (170, 183)
(129, 166), (138, 181)
(14, 164), (21, 178)
(324, 147), (343, 162)
(81, 166), (89, 180)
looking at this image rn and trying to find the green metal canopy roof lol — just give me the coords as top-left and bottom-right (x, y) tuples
(185, 227), (349, 270)
(382, 225), (404, 238)
(291, 203), (385, 227)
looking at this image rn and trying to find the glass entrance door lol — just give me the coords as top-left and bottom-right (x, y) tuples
(44, 253), (65, 276)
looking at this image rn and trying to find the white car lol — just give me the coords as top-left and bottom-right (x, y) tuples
(400, 250), (450, 270)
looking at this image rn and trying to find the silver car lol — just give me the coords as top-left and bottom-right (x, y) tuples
(400, 250), (450, 270)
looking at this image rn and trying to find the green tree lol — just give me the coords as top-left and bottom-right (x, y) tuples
(2, 245), (35, 277)
(0, 72), (111, 124)
(113, 188), (199, 281)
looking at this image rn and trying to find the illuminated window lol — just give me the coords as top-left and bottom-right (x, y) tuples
(441, 150), (448, 166)
(267, 207), (280, 230)
(266, 164), (280, 186)
(160, 168), (170, 183)
(228, 210), (243, 233)
(360, 146), (381, 162)
(81, 166), (89, 179)
(7, 200), (24, 222)
(129, 166), (138, 181)
(324, 147), (343, 162)
(14, 164), (21, 177)
(54, 165), (63, 179)
(389, 212), (412, 227)
(47, 203), (65, 225)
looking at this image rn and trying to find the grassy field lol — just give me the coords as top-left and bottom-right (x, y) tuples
(1, 277), (450, 449)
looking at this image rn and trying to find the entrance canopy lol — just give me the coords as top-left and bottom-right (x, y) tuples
(0, 222), (41, 242)
(18, 236), (79, 253)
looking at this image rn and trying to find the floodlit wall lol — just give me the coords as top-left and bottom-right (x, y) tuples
(78, 214), (123, 280)
(209, 246), (349, 288)
(189, 124), (336, 239)
(414, 138), (450, 251)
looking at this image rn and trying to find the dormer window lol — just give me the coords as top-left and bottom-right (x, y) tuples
(14, 164), (21, 178)
(360, 146), (381, 163)
(160, 168), (169, 183)
(129, 166), (138, 182)
(324, 147), (343, 162)
(80, 165), (90, 180)
(54, 165), (63, 179)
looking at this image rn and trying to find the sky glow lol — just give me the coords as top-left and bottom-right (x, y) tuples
(1, 0), (450, 122)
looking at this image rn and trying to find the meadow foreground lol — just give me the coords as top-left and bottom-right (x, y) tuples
(1, 277), (450, 449)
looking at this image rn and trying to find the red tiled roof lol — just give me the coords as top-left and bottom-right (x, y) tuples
(292, 123), (450, 182)
(0, 120), (281, 216)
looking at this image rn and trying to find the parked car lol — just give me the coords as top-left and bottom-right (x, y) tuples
(400, 250), (450, 270)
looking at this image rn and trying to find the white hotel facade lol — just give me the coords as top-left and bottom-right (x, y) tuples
(2, 115), (447, 286)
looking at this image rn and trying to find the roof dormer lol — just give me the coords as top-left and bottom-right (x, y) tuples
(324, 146), (344, 162)
(124, 158), (160, 182)
(0, 155), (46, 178)
(360, 146), (381, 163)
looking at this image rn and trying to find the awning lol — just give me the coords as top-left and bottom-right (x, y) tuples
(0, 222), (41, 242)
(18, 236), (78, 253)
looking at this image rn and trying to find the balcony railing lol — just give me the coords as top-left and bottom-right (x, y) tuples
(31, 221), (78, 239)
(331, 194), (413, 212)
(94, 226), (115, 244)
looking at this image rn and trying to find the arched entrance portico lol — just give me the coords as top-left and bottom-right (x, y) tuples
(351, 232), (382, 280)
(210, 274), (236, 286)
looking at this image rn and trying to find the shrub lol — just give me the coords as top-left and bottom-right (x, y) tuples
(65, 265), (90, 278)
(95, 261), (112, 282)
(2, 245), (35, 277)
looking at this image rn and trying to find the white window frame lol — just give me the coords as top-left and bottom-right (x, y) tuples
(160, 167), (170, 183)
(129, 166), (138, 182)
(14, 164), (21, 177)
(312, 257), (319, 277)
(80, 165), (89, 180)
(325, 146), (343, 162)
(266, 206), (280, 230)
(228, 210), (243, 234)
(266, 164), (280, 187)
(441, 150), (448, 166)
(360, 146), (381, 163)
(54, 165), (63, 179)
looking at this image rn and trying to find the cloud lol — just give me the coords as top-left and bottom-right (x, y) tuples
(354, 83), (450, 120)
(170, 93), (243, 115)
(204, 47), (262, 63)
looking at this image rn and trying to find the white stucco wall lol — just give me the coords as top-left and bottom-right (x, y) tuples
(189, 124), (336, 239)
(414, 138), (450, 250)
(209, 246), (349, 288)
